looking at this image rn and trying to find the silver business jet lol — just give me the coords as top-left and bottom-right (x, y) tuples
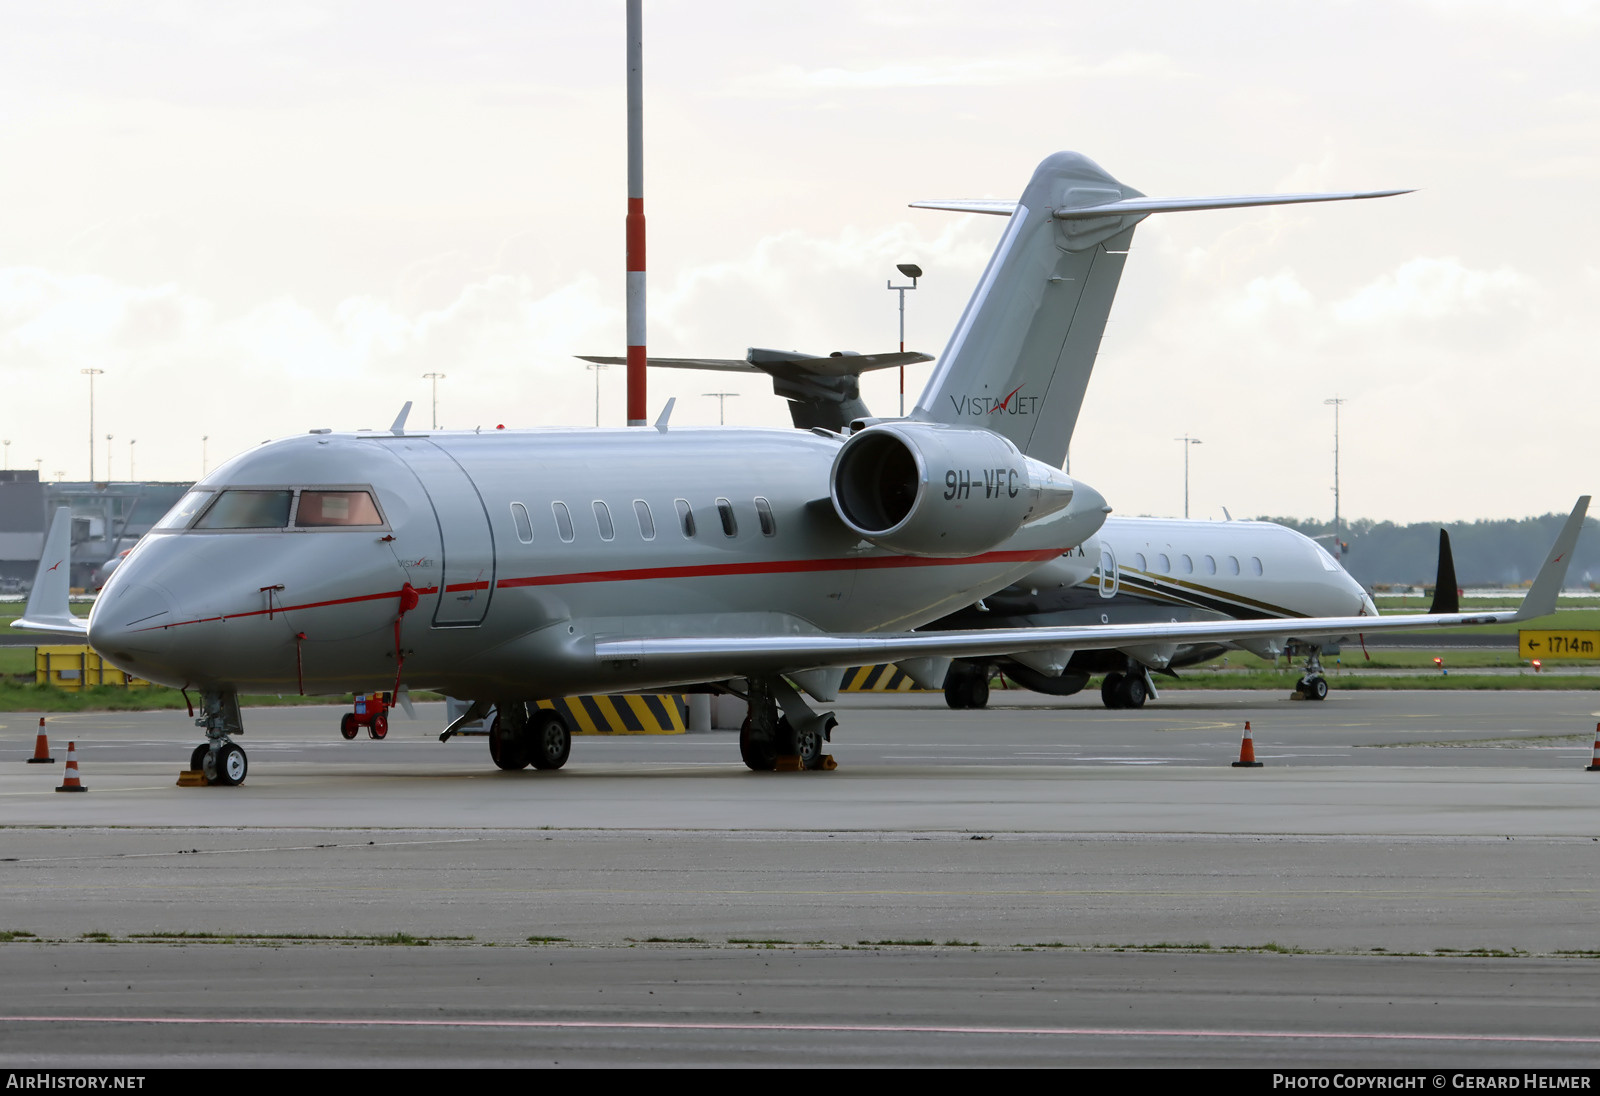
(16, 151), (1584, 785)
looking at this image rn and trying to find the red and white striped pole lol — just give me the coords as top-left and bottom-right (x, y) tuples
(625, 0), (647, 426)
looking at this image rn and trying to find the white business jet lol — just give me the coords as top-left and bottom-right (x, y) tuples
(15, 152), (1582, 785)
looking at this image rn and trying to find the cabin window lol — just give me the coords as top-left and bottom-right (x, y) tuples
(194, 490), (292, 530)
(593, 500), (615, 541)
(154, 490), (212, 531)
(297, 490), (383, 527)
(675, 498), (696, 538)
(1134, 552), (1147, 572)
(1203, 554), (1217, 575)
(1227, 555), (1241, 575)
(1251, 556), (1264, 576)
(553, 501), (575, 543)
(716, 498), (737, 538)
(634, 500), (655, 540)
(755, 497), (776, 537)
(1156, 553), (1171, 573)
(511, 503), (534, 544)
(1180, 554), (1194, 574)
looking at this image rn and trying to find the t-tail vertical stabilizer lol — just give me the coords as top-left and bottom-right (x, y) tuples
(910, 153), (1411, 469)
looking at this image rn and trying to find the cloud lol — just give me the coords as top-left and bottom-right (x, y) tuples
(739, 52), (1181, 95)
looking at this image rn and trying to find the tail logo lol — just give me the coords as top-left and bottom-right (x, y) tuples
(947, 385), (1040, 418)
(46, 560), (62, 573)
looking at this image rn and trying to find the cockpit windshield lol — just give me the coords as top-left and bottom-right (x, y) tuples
(194, 490), (293, 530)
(159, 486), (386, 532)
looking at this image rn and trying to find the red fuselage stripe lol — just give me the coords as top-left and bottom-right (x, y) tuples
(138, 547), (1061, 631)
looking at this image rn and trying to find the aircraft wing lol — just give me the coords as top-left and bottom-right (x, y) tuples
(11, 507), (90, 636)
(596, 497), (1588, 680)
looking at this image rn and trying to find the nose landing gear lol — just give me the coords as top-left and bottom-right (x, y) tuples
(188, 690), (248, 786)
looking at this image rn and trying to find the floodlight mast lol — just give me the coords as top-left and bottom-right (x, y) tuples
(887, 262), (922, 416)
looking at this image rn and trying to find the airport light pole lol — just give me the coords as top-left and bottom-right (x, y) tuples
(81, 368), (104, 481)
(422, 372), (445, 430)
(703, 392), (739, 425)
(1325, 397), (1346, 548)
(2, 439), (8, 470)
(1175, 434), (1202, 519)
(202, 435), (209, 476)
(106, 434), (113, 481)
(585, 362), (607, 427)
(129, 438), (136, 480)
(887, 263), (921, 416)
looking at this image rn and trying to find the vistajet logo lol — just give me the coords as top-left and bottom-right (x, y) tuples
(947, 384), (1041, 417)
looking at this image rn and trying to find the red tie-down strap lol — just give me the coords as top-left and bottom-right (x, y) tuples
(392, 583), (420, 698)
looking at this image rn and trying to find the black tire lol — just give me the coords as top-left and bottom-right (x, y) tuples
(189, 743), (210, 772)
(339, 713), (358, 740)
(489, 712), (530, 771)
(1101, 672), (1125, 709)
(739, 715), (777, 772)
(212, 743), (247, 786)
(798, 716), (835, 770)
(1118, 672), (1147, 709)
(968, 672), (990, 710)
(529, 709), (572, 770)
(1305, 676), (1329, 701)
(944, 669), (969, 710)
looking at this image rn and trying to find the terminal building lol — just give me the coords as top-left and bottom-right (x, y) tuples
(0, 470), (190, 591)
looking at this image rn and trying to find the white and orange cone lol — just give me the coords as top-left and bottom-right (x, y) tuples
(26, 717), (55, 764)
(1232, 721), (1264, 768)
(54, 741), (87, 793)
(1586, 723), (1600, 773)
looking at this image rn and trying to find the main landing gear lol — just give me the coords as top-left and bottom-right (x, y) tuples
(1294, 646), (1330, 701)
(190, 689), (248, 786)
(488, 701), (573, 771)
(943, 662), (991, 710)
(739, 676), (836, 771)
(1100, 666), (1154, 709)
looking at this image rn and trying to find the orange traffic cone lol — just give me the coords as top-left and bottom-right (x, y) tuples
(54, 741), (87, 793)
(1232, 721), (1264, 768)
(26, 717), (55, 764)
(1586, 723), (1600, 772)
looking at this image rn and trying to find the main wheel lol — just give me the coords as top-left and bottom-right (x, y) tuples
(944, 667), (970, 709)
(798, 716), (836, 770)
(529, 709), (572, 770)
(489, 712), (530, 771)
(1101, 672), (1126, 709)
(340, 713), (358, 740)
(738, 715), (778, 772)
(189, 743), (210, 771)
(1303, 675), (1329, 701)
(967, 671), (990, 710)
(1117, 672), (1147, 709)
(212, 743), (248, 786)
(369, 714), (388, 740)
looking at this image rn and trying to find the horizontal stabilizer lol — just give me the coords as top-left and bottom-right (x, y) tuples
(12, 507), (89, 636)
(1054, 189), (1413, 219)
(908, 199), (1019, 216)
(578, 349), (931, 377)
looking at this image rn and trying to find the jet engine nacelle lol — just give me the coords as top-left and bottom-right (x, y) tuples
(829, 422), (1076, 557)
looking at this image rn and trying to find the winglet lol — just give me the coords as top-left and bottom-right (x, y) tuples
(13, 507), (89, 636)
(1511, 496), (1590, 622)
(1427, 530), (1460, 615)
(390, 401), (413, 435)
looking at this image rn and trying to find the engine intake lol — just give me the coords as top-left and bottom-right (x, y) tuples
(830, 423), (1075, 557)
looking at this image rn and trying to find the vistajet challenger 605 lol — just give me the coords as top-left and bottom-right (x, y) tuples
(16, 152), (1586, 785)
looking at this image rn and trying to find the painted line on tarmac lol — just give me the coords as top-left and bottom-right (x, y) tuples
(3, 1014), (1600, 1047)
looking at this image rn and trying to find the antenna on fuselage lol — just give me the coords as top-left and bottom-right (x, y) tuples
(389, 402), (413, 436)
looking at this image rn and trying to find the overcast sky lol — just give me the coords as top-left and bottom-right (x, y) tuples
(1, 1), (1596, 523)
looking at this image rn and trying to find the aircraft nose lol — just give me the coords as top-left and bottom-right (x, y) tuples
(89, 583), (177, 677)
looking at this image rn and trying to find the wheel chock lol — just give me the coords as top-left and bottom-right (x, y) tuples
(27, 717), (56, 764)
(54, 741), (87, 792)
(1231, 721), (1264, 768)
(773, 754), (803, 772)
(816, 754), (838, 770)
(176, 770), (209, 787)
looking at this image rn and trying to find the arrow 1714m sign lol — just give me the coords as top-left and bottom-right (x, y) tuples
(1519, 630), (1600, 659)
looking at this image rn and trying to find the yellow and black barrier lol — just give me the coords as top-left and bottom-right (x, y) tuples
(35, 646), (151, 691)
(840, 664), (935, 692)
(535, 694), (687, 734)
